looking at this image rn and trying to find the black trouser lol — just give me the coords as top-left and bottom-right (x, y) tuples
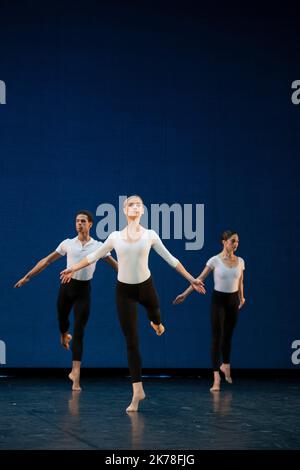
(57, 279), (91, 361)
(211, 290), (239, 371)
(116, 276), (161, 383)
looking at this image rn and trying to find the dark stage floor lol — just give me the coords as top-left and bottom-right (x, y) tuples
(0, 375), (299, 450)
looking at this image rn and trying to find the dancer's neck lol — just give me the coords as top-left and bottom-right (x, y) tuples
(221, 249), (235, 259)
(78, 233), (91, 243)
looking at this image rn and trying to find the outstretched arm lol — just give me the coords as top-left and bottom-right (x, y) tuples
(60, 257), (90, 283)
(173, 265), (212, 304)
(14, 251), (62, 288)
(60, 237), (114, 283)
(174, 262), (206, 293)
(151, 232), (205, 293)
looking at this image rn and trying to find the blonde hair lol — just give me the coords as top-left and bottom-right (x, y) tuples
(123, 195), (144, 207)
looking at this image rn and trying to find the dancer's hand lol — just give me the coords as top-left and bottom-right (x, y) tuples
(173, 293), (186, 305)
(239, 298), (246, 309)
(60, 268), (73, 284)
(191, 278), (206, 294)
(14, 276), (30, 288)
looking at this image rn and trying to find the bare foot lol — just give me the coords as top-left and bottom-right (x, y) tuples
(126, 390), (146, 412)
(210, 371), (221, 392)
(220, 363), (233, 384)
(210, 381), (221, 392)
(68, 371), (81, 391)
(150, 322), (165, 336)
(61, 333), (72, 350)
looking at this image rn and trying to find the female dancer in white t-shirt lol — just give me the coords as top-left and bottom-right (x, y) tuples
(173, 230), (245, 392)
(60, 195), (205, 411)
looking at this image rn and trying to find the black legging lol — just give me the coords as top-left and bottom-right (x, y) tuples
(57, 279), (91, 361)
(116, 276), (161, 383)
(211, 290), (239, 371)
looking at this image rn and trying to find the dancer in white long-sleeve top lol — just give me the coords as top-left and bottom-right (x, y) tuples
(61, 195), (205, 411)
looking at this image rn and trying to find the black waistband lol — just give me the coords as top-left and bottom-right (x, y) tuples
(70, 278), (91, 285)
(213, 289), (238, 296)
(116, 275), (152, 287)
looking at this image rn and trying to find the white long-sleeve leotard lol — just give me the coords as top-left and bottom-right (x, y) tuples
(86, 229), (179, 284)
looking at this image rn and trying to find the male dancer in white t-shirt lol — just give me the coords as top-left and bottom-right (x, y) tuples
(14, 210), (118, 390)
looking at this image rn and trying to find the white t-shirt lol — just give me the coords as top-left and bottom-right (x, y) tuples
(86, 229), (179, 284)
(56, 236), (110, 281)
(206, 255), (245, 293)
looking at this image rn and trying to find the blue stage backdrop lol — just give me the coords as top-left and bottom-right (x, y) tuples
(0, 1), (299, 369)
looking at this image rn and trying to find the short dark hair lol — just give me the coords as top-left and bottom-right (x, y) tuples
(221, 230), (238, 242)
(75, 210), (94, 223)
